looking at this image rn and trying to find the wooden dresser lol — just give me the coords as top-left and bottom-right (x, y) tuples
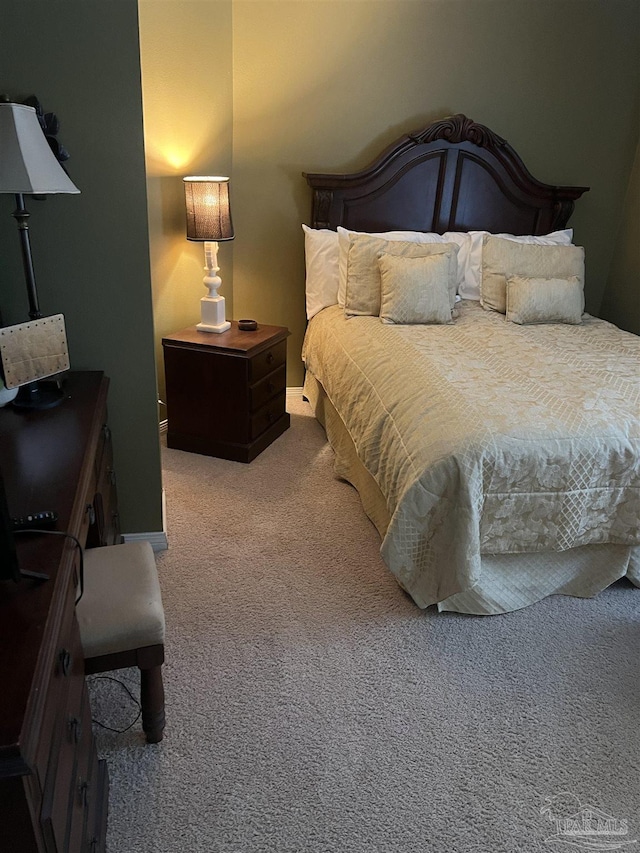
(0, 372), (118, 853)
(162, 322), (290, 462)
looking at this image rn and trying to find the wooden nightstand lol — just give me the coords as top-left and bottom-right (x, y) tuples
(162, 322), (290, 462)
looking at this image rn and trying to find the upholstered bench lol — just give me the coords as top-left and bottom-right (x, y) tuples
(76, 540), (166, 743)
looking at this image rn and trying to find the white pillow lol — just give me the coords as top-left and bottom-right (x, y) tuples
(302, 225), (340, 320)
(443, 229), (574, 301)
(337, 226), (447, 307)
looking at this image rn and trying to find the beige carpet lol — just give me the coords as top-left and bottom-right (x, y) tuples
(89, 395), (640, 852)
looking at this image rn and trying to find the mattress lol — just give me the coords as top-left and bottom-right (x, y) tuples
(302, 301), (640, 613)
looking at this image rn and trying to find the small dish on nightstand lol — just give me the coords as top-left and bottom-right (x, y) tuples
(238, 319), (258, 331)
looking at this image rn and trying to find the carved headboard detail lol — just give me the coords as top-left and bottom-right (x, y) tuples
(304, 114), (588, 236)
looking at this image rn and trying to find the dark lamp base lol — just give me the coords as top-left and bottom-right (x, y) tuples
(13, 380), (67, 411)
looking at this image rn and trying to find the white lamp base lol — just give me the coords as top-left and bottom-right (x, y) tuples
(197, 294), (231, 334)
(196, 241), (231, 333)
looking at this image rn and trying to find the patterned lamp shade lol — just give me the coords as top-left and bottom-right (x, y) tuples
(183, 176), (234, 242)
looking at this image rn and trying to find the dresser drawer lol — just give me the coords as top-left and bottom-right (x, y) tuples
(40, 617), (86, 853)
(249, 340), (287, 384)
(250, 364), (286, 412)
(250, 391), (287, 440)
(66, 690), (94, 853)
(93, 422), (111, 482)
(78, 464), (99, 549)
(87, 433), (119, 548)
(34, 572), (80, 788)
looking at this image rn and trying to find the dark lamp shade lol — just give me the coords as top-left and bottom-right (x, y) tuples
(183, 176), (234, 242)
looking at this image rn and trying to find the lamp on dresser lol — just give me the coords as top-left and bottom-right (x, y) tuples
(183, 175), (234, 333)
(0, 100), (80, 319)
(0, 99), (79, 408)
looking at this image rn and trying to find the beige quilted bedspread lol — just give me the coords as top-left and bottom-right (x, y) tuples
(302, 302), (640, 607)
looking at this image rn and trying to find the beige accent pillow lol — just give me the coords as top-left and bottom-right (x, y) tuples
(337, 226), (447, 307)
(481, 236), (585, 314)
(344, 234), (459, 317)
(506, 275), (584, 325)
(379, 253), (453, 325)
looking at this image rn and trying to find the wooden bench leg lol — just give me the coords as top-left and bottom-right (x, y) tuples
(140, 664), (165, 743)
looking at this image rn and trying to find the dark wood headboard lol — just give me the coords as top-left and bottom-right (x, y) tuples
(304, 114), (588, 236)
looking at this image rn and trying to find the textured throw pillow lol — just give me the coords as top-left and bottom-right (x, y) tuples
(481, 236), (585, 314)
(444, 229), (574, 301)
(379, 252), (453, 325)
(337, 226), (447, 307)
(302, 225), (340, 320)
(506, 275), (584, 325)
(344, 234), (459, 317)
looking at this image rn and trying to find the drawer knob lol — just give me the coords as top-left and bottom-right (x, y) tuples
(68, 715), (82, 743)
(266, 351), (274, 365)
(59, 648), (72, 677)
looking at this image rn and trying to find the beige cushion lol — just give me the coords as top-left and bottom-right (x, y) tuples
(344, 234), (459, 317)
(506, 275), (584, 325)
(481, 236), (585, 314)
(379, 252), (453, 325)
(336, 226), (447, 306)
(77, 541), (165, 658)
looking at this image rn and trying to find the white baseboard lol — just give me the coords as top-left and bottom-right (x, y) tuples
(122, 488), (168, 551)
(123, 530), (168, 552)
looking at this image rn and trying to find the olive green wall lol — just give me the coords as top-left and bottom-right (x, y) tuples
(0, 1), (163, 535)
(600, 139), (640, 335)
(139, 1), (638, 391)
(231, 0), (639, 383)
(138, 0), (234, 422)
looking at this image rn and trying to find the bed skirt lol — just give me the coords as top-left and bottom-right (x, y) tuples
(304, 371), (640, 615)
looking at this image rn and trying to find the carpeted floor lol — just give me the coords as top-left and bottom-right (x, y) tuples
(89, 395), (640, 852)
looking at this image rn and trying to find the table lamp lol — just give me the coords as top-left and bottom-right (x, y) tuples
(183, 176), (233, 333)
(0, 100), (80, 321)
(0, 100), (80, 408)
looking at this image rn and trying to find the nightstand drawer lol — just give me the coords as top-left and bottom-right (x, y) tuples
(249, 340), (287, 384)
(250, 391), (286, 440)
(250, 364), (286, 412)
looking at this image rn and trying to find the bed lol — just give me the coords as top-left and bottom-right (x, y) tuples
(300, 114), (640, 615)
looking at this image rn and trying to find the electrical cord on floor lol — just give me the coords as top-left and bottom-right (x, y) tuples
(87, 675), (142, 734)
(14, 528), (85, 604)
